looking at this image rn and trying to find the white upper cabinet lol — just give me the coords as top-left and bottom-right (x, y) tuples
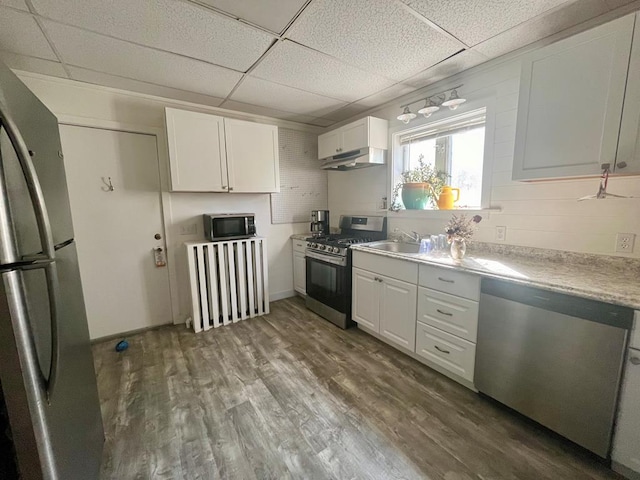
(165, 108), (280, 193)
(513, 15), (635, 180)
(318, 116), (388, 160)
(165, 108), (228, 192)
(617, 13), (640, 175)
(225, 118), (279, 193)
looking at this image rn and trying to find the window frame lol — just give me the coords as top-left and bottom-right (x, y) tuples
(387, 96), (496, 216)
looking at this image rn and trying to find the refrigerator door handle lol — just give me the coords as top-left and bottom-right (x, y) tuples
(0, 100), (56, 262)
(0, 101), (60, 400)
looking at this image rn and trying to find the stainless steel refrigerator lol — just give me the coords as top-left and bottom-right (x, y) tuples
(0, 61), (104, 478)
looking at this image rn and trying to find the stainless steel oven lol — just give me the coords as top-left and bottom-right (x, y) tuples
(305, 250), (351, 328)
(305, 215), (386, 329)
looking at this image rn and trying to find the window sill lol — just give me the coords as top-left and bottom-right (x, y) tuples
(388, 207), (502, 219)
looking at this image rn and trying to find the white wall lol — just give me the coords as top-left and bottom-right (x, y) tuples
(17, 72), (316, 324)
(329, 53), (640, 258)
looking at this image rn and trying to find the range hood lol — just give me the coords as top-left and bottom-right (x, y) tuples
(321, 147), (386, 171)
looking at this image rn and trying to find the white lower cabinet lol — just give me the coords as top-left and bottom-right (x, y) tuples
(613, 348), (640, 478)
(415, 322), (476, 383)
(292, 240), (307, 295)
(352, 268), (380, 331)
(417, 287), (479, 342)
(379, 275), (417, 351)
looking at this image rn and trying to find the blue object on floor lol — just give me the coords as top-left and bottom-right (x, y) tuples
(115, 340), (129, 352)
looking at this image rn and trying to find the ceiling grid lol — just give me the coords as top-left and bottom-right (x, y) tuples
(0, 0), (636, 126)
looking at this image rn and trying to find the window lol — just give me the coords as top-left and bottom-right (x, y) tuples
(391, 108), (487, 210)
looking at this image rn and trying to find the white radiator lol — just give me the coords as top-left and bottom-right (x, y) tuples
(185, 238), (269, 332)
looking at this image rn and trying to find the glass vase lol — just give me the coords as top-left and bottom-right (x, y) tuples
(450, 238), (466, 261)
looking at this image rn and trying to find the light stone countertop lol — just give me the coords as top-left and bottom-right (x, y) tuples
(291, 233), (312, 241)
(351, 242), (640, 311)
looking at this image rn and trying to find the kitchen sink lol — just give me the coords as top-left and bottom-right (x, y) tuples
(365, 241), (421, 254)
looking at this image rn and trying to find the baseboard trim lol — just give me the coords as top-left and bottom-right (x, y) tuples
(90, 322), (173, 344)
(270, 290), (297, 302)
(613, 461), (640, 480)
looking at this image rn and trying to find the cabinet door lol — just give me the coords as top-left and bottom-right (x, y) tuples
(513, 15), (635, 180)
(613, 350), (640, 474)
(340, 118), (368, 153)
(225, 119), (280, 193)
(352, 268), (379, 331)
(293, 251), (306, 295)
(165, 108), (228, 192)
(318, 129), (341, 159)
(617, 13), (640, 174)
(379, 275), (417, 351)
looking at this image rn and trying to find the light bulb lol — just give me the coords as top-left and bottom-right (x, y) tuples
(442, 89), (466, 110)
(418, 98), (440, 118)
(397, 106), (416, 124)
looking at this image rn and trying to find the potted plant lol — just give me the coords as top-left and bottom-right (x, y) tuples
(444, 214), (482, 260)
(391, 154), (447, 210)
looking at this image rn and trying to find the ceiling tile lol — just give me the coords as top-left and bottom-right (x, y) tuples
(287, 0), (463, 81)
(220, 99), (302, 120)
(195, 0), (308, 33)
(355, 83), (417, 108)
(403, 0), (569, 47)
(0, 8), (57, 60)
(0, 51), (67, 77)
(405, 50), (488, 88)
(473, 0), (608, 58)
(604, 0), (639, 8)
(68, 67), (225, 107)
(306, 117), (336, 127)
(251, 40), (394, 102)
(0, 0), (28, 10)
(230, 76), (347, 117)
(30, 0), (274, 72)
(43, 21), (242, 98)
(321, 103), (371, 122)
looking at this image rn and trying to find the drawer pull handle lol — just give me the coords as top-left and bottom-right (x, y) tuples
(438, 277), (454, 283)
(435, 345), (450, 354)
(436, 309), (453, 316)
(631, 357), (640, 366)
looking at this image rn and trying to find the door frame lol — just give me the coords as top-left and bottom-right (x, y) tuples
(57, 115), (179, 324)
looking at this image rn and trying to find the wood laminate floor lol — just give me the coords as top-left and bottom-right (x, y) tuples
(93, 297), (622, 480)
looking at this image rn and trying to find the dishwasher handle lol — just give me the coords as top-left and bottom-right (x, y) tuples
(480, 278), (633, 330)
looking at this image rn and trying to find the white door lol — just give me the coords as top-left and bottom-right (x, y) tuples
(513, 14), (635, 180)
(352, 268), (379, 331)
(224, 118), (279, 193)
(379, 275), (417, 351)
(340, 118), (368, 153)
(317, 129), (341, 159)
(60, 125), (172, 339)
(165, 107), (228, 192)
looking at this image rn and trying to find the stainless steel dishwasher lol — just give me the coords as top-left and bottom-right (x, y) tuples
(475, 278), (633, 458)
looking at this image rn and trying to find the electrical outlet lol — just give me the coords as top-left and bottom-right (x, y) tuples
(496, 226), (506, 242)
(615, 233), (635, 253)
(180, 223), (198, 235)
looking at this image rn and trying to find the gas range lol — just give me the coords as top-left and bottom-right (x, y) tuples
(305, 215), (387, 329)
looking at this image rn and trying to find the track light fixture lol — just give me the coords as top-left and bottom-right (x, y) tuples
(398, 85), (466, 124)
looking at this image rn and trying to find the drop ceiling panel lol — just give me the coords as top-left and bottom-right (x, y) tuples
(403, 0), (570, 47)
(0, 0), (28, 10)
(30, 0), (275, 71)
(473, 0), (608, 58)
(405, 50), (488, 88)
(44, 21), (242, 98)
(220, 99), (304, 121)
(68, 67), (225, 108)
(287, 0), (463, 81)
(0, 51), (67, 77)
(230, 76), (347, 117)
(251, 40), (394, 102)
(355, 83), (417, 108)
(195, 0), (308, 33)
(0, 8), (57, 60)
(320, 103), (371, 122)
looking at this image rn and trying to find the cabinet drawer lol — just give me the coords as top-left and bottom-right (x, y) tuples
(292, 240), (307, 253)
(417, 287), (479, 342)
(419, 264), (480, 301)
(353, 251), (418, 284)
(415, 322), (476, 382)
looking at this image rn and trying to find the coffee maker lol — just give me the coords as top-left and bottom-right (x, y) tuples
(310, 210), (330, 237)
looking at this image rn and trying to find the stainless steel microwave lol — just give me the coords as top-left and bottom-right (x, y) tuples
(203, 213), (256, 241)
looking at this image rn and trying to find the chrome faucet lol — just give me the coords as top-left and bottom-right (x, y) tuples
(393, 228), (421, 243)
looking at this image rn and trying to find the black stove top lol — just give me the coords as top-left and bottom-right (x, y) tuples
(306, 235), (373, 247)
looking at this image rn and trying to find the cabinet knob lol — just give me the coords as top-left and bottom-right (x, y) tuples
(222, 185), (227, 189)
(335, 148), (339, 152)
(617, 161), (627, 169)
(229, 187), (234, 191)
(631, 356), (640, 366)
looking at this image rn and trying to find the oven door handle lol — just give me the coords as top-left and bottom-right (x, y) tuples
(305, 249), (347, 267)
